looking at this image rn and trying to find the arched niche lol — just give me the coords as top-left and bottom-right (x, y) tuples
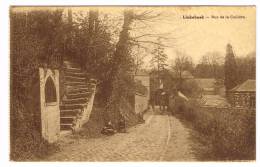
(45, 76), (57, 103)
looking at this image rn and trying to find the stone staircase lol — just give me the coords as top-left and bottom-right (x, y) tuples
(60, 61), (97, 131)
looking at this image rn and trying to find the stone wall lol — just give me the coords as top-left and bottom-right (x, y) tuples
(135, 94), (149, 114)
(73, 82), (97, 132)
(134, 75), (150, 99)
(134, 75), (150, 114)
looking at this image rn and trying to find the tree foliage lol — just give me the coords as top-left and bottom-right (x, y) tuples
(236, 52), (256, 84)
(150, 39), (168, 72)
(194, 52), (224, 79)
(224, 44), (238, 90)
(67, 10), (117, 104)
(172, 50), (194, 79)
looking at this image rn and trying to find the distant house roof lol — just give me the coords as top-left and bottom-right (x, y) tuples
(194, 78), (216, 90)
(230, 79), (256, 92)
(171, 70), (194, 79)
(200, 95), (230, 107)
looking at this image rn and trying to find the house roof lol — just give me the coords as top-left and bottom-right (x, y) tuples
(194, 78), (216, 89)
(200, 95), (230, 107)
(230, 79), (255, 92)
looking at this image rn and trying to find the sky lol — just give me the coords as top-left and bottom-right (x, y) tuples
(136, 6), (256, 67)
(166, 7), (255, 63)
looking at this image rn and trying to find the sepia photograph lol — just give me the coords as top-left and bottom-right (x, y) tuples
(9, 6), (256, 162)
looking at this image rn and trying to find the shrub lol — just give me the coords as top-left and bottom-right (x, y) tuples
(171, 98), (256, 160)
(180, 79), (202, 98)
(212, 108), (255, 160)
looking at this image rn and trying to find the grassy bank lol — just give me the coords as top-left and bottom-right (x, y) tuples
(170, 97), (255, 161)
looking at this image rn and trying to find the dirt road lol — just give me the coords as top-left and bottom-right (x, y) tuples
(46, 109), (197, 161)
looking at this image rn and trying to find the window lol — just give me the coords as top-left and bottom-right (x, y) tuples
(45, 77), (57, 103)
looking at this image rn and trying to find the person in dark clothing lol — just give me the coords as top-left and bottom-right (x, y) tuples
(138, 112), (145, 124)
(159, 91), (165, 111)
(118, 114), (127, 133)
(164, 92), (169, 111)
(160, 91), (169, 112)
(101, 121), (116, 136)
(149, 92), (155, 111)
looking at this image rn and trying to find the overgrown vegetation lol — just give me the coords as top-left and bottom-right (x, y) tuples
(179, 79), (202, 98)
(10, 9), (65, 160)
(170, 98), (255, 161)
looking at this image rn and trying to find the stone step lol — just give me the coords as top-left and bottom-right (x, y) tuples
(65, 81), (86, 86)
(64, 66), (81, 72)
(61, 61), (96, 131)
(63, 97), (89, 105)
(67, 84), (95, 92)
(67, 92), (92, 99)
(65, 82), (96, 89)
(67, 84), (88, 90)
(64, 69), (84, 74)
(67, 87), (91, 94)
(87, 82), (97, 87)
(60, 109), (81, 116)
(89, 79), (97, 84)
(60, 123), (73, 130)
(65, 71), (85, 77)
(63, 61), (80, 68)
(60, 104), (85, 110)
(65, 76), (86, 82)
(60, 116), (75, 124)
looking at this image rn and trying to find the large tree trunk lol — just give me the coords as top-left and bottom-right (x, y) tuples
(104, 10), (134, 124)
(110, 10), (134, 78)
(104, 10), (134, 100)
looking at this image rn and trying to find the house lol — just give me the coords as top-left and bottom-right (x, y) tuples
(194, 78), (226, 96)
(134, 70), (150, 113)
(150, 69), (194, 93)
(227, 79), (256, 108)
(134, 70), (150, 98)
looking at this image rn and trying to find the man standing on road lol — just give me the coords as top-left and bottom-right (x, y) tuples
(118, 113), (127, 133)
(149, 91), (155, 112)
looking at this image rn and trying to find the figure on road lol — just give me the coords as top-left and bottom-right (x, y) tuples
(101, 121), (116, 136)
(159, 91), (169, 112)
(118, 113), (127, 133)
(149, 91), (156, 111)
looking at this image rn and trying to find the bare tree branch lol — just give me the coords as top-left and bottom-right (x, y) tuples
(131, 39), (170, 47)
